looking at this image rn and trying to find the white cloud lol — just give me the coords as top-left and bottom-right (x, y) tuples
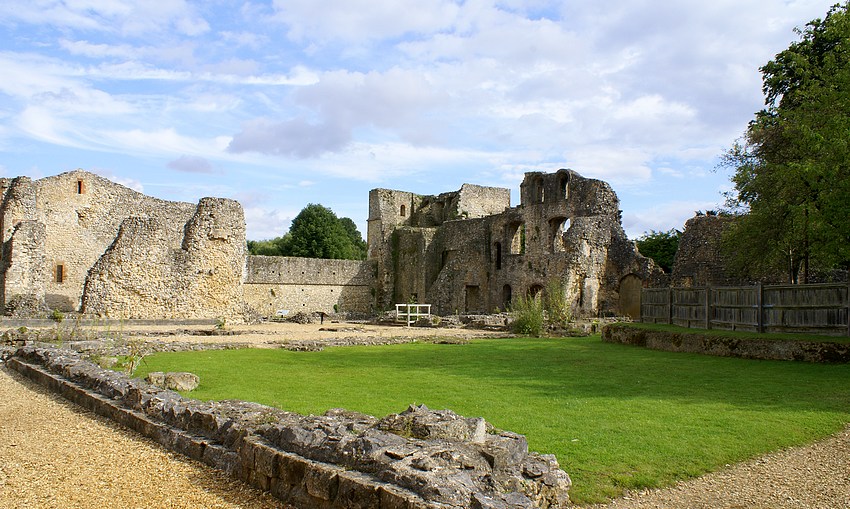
(270, 0), (459, 43)
(243, 206), (297, 240)
(167, 155), (214, 174)
(0, 0), (209, 37)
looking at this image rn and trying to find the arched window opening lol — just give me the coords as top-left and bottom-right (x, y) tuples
(559, 174), (569, 200)
(508, 222), (525, 255)
(549, 217), (569, 253)
(494, 242), (502, 270)
(400, 204), (406, 217)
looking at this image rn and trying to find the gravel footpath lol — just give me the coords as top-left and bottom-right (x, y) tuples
(586, 427), (850, 509)
(0, 365), (287, 509)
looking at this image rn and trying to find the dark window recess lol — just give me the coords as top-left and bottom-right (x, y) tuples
(77, 180), (85, 194)
(55, 264), (65, 283)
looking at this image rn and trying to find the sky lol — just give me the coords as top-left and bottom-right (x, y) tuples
(0, 0), (840, 241)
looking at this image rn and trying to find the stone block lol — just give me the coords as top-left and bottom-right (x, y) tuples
(304, 464), (340, 501)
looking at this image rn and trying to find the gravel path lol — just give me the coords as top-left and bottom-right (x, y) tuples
(0, 365), (287, 509)
(585, 427), (850, 509)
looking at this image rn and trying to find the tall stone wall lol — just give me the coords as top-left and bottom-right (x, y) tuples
(0, 170), (198, 312)
(244, 256), (376, 316)
(82, 198), (247, 320)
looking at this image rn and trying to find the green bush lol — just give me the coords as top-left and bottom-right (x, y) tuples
(543, 280), (572, 328)
(510, 295), (544, 337)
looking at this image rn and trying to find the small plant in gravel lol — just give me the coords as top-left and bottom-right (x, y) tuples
(115, 338), (149, 375)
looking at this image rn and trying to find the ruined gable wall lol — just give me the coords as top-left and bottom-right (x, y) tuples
(457, 184), (511, 219)
(243, 256), (376, 316)
(82, 198), (247, 320)
(671, 215), (737, 287)
(0, 170), (198, 312)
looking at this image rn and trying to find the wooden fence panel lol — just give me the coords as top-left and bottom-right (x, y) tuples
(762, 284), (848, 334)
(671, 288), (705, 329)
(641, 283), (850, 336)
(709, 286), (759, 332)
(641, 288), (670, 323)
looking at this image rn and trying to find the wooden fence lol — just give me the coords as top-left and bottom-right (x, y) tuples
(641, 283), (850, 336)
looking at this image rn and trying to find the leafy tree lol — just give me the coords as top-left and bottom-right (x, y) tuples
(247, 204), (367, 260)
(247, 238), (285, 256)
(635, 229), (681, 273)
(720, 2), (850, 283)
(339, 217), (368, 260)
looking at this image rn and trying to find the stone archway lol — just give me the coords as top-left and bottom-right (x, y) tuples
(618, 274), (643, 319)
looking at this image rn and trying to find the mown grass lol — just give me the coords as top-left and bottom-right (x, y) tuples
(618, 321), (850, 343)
(137, 336), (850, 504)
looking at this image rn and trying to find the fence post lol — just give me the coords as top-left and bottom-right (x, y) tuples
(705, 286), (711, 330)
(667, 287), (673, 325)
(847, 282), (850, 337)
(757, 283), (764, 334)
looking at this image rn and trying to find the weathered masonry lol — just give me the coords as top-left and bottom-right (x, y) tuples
(0, 170), (376, 320)
(368, 169), (662, 318)
(1, 169), (660, 320)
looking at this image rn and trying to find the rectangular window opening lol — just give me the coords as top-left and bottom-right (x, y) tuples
(55, 264), (65, 283)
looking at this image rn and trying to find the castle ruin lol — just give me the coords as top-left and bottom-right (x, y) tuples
(368, 169), (662, 318)
(0, 168), (661, 320)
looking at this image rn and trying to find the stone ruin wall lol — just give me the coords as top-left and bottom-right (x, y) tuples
(243, 256), (376, 316)
(370, 169), (663, 317)
(0, 170), (253, 320)
(82, 198), (248, 320)
(1, 168), (664, 321)
(0, 170), (198, 314)
(670, 215), (737, 287)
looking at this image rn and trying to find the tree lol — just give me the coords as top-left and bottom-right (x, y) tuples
(338, 217), (368, 260)
(721, 2), (850, 283)
(635, 229), (681, 273)
(247, 204), (367, 260)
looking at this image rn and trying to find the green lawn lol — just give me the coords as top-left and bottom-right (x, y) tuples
(137, 336), (850, 504)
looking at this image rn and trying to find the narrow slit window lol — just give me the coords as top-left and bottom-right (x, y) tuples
(55, 264), (65, 283)
(400, 204), (406, 217)
(76, 180), (85, 194)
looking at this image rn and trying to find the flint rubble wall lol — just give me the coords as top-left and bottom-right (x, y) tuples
(6, 345), (571, 509)
(244, 256), (376, 316)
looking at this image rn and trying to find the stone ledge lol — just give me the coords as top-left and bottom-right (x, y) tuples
(602, 324), (850, 363)
(6, 346), (571, 508)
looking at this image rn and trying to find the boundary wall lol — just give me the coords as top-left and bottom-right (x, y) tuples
(244, 256), (376, 316)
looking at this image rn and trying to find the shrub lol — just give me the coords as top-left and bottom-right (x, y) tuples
(510, 295), (544, 337)
(543, 280), (572, 328)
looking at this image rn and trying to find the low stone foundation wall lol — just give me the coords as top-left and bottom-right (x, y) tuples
(6, 346), (571, 508)
(602, 324), (850, 363)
